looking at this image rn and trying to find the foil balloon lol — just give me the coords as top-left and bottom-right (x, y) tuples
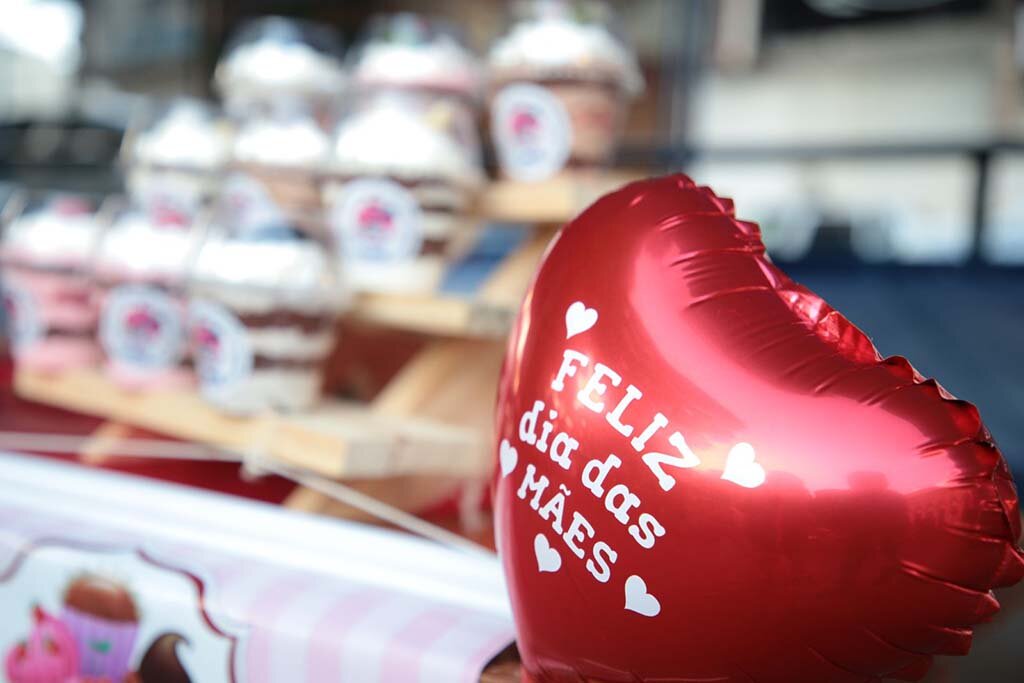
(492, 175), (1023, 682)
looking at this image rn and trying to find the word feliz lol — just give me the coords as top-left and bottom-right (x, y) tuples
(522, 347), (766, 495)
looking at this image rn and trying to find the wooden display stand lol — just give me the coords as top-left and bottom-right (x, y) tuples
(14, 174), (639, 523)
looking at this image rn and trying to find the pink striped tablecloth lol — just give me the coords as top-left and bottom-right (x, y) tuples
(0, 452), (514, 683)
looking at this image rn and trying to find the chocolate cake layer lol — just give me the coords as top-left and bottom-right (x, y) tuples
(253, 355), (322, 371)
(325, 175), (460, 192)
(237, 309), (331, 334)
(45, 328), (95, 340)
(491, 75), (625, 95)
(2, 261), (84, 277)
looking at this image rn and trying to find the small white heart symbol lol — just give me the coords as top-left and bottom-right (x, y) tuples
(624, 575), (660, 617)
(721, 442), (765, 489)
(564, 301), (598, 340)
(499, 438), (518, 478)
(533, 533), (562, 573)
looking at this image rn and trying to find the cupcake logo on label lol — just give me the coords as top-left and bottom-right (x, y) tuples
(221, 173), (289, 235)
(100, 285), (184, 369)
(188, 299), (253, 393)
(492, 83), (572, 182)
(329, 178), (424, 261)
(0, 541), (241, 682)
(138, 175), (204, 228)
(1, 280), (42, 350)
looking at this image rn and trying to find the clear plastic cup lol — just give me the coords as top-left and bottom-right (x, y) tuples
(350, 14), (482, 104)
(92, 199), (204, 391)
(229, 101), (331, 238)
(487, 0), (644, 180)
(323, 92), (484, 294)
(187, 207), (346, 414)
(0, 191), (104, 373)
(214, 16), (346, 126)
(122, 98), (231, 227)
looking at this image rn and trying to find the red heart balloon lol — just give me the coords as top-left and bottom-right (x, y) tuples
(493, 175), (1024, 683)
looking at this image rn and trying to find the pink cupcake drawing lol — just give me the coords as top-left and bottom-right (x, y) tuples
(125, 306), (162, 342)
(511, 108), (539, 141)
(4, 605), (79, 683)
(191, 324), (221, 355)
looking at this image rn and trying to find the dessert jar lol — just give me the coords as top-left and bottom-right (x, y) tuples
(123, 98), (231, 226)
(487, 0), (644, 181)
(187, 224), (345, 414)
(0, 193), (103, 372)
(92, 202), (204, 390)
(229, 104), (331, 237)
(323, 94), (483, 294)
(214, 16), (346, 125)
(349, 13), (483, 157)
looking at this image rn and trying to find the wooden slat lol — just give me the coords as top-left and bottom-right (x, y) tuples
(349, 293), (483, 338)
(14, 368), (486, 480)
(348, 227), (557, 339)
(79, 422), (133, 465)
(479, 172), (641, 224)
(281, 340), (503, 516)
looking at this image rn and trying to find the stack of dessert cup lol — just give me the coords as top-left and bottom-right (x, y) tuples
(186, 192), (346, 415)
(348, 12), (484, 160)
(92, 198), (206, 391)
(323, 92), (485, 295)
(228, 101), (332, 240)
(0, 192), (105, 373)
(486, 0), (644, 181)
(214, 16), (347, 129)
(122, 98), (232, 228)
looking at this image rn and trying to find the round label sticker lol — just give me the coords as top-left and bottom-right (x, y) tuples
(492, 83), (573, 182)
(220, 173), (288, 235)
(188, 299), (252, 392)
(100, 285), (184, 369)
(328, 178), (424, 261)
(1, 280), (42, 350)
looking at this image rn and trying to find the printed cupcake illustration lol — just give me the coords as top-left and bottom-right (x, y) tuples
(3, 574), (195, 683)
(356, 200), (397, 250)
(61, 574), (141, 680)
(510, 107), (540, 141)
(0, 545), (237, 683)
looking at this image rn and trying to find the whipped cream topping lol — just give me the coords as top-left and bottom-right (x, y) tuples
(131, 103), (231, 170)
(2, 205), (98, 264)
(353, 37), (482, 98)
(330, 104), (482, 186)
(95, 213), (200, 277)
(192, 235), (342, 310)
(488, 15), (643, 95)
(232, 117), (331, 168)
(216, 40), (345, 97)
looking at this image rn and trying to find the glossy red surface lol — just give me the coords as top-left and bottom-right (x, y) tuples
(493, 175), (1024, 682)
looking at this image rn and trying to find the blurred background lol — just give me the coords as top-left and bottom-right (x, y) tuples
(5, 0), (1020, 464)
(0, 2), (1022, 679)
